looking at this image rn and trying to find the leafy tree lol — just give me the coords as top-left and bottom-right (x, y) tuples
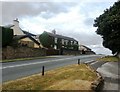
(93, 1), (120, 55)
(1, 26), (13, 47)
(39, 31), (54, 48)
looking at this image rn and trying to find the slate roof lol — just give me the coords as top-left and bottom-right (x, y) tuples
(13, 35), (27, 39)
(21, 29), (36, 36)
(4, 24), (14, 28)
(4, 24), (36, 37)
(80, 45), (91, 51)
(13, 35), (40, 45)
(45, 31), (77, 41)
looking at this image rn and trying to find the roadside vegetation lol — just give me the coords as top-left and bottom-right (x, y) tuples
(96, 56), (119, 62)
(1, 56), (54, 63)
(2, 64), (97, 91)
(93, 1), (120, 56)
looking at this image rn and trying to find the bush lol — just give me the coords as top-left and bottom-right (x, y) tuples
(1, 26), (13, 47)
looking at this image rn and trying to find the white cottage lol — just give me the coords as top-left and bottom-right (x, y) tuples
(4, 18), (40, 48)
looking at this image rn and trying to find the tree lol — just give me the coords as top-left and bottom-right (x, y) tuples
(93, 1), (120, 55)
(1, 26), (13, 47)
(39, 31), (54, 48)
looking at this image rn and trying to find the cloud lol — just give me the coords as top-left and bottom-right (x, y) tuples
(1, 2), (76, 24)
(1, 0), (117, 55)
(84, 18), (94, 27)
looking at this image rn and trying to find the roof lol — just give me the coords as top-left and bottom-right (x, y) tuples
(3, 24), (36, 37)
(13, 35), (40, 45)
(21, 29), (36, 36)
(4, 24), (14, 28)
(80, 45), (91, 50)
(19, 28), (36, 36)
(45, 31), (77, 41)
(13, 35), (27, 39)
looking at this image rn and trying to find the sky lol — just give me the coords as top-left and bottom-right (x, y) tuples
(0, 0), (118, 55)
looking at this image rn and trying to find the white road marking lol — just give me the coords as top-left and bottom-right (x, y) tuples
(84, 60), (94, 64)
(1, 57), (78, 69)
(90, 61), (99, 65)
(1, 55), (101, 70)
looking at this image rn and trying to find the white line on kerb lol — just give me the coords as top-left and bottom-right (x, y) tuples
(90, 61), (99, 65)
(1, 57), (78, 70)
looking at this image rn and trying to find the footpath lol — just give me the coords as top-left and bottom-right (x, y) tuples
(89, 61), (120, 91)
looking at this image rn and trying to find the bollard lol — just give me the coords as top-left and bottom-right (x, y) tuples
(78, 59), (80, 65)
(42, 66), (44, 76)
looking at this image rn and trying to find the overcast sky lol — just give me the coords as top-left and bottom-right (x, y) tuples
(1, 0), (118, 55)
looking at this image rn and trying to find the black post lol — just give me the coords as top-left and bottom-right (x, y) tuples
(78, 59), (80, 65)
(42, 66), (44, 76)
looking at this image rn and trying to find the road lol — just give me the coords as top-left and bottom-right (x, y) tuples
(1, 55), (103, 82)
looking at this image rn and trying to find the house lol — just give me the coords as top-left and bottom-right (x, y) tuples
(79, 45), (95, 54)
(79, 45), (91, 51)
(4, 19), (40, 48)
(39, 30), (79, 50)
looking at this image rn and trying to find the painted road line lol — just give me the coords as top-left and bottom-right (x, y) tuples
(1, 57), (78, 69)
(90, 61), (99, 65)
(84, 60), (95, 64)
(2, 55), (101, 69)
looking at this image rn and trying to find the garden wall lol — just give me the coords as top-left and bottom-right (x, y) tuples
(2, 46), (96, 60)
(62, 49), (82, 55)
(2, 46), (46, 60)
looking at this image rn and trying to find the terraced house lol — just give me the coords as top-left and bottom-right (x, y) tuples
(39, 30), (79, 51)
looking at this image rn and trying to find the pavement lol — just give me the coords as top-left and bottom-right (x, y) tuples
(89, 61), (120, 91)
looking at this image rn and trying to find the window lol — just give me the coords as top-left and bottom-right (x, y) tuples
(62, 39), (64, 44)
(54, 45), (57, 49)
(74, 41), (77, 45)
(55, 38), (57, 43)
(64, 40), (68, 45)
(71, 41), (73, 45)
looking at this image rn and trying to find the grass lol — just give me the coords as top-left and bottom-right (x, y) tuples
(96, 56), (120, 62)
(1, 56), (54, 63)
(2, 64), (98, 91)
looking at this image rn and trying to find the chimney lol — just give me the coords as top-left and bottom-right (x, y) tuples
(13, 18), (24, 35)
(52, 29), (56, 34)
(13, 18), (19, 27)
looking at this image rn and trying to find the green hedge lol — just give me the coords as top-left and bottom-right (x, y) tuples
(1, 26), (13, 47)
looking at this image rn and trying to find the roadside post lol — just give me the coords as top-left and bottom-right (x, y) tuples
(42, 66), (44, 76)
(78, 59), (80, 65)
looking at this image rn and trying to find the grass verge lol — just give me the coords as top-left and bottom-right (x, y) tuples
(2, 64), (98, 91)
(1, 56), (53, 63)
(96, 56), (119, 62)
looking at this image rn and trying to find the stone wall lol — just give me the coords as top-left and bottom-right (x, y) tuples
(62, 49), (82, 55)
(85, 51), (96, 55)
(2, 46), (96, 60)
(46, 49), (59, 55)
(2, 46), (46, 60)
(62, 49), (95, 55)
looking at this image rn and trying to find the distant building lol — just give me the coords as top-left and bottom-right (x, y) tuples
(39, 31), (79, 51)
(3, 19), (40, 48)
(79, 45), (95, 54)
(79, 45), (91, 51)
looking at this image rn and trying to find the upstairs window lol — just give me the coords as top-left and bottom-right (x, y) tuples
(62, 39), (64, 45)
(55, 38), (57, 43)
